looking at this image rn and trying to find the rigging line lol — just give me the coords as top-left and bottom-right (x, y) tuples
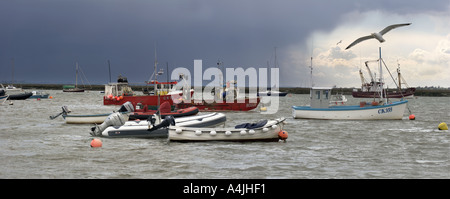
(78, 65), (92, 89)
(381, 59), (412, 114)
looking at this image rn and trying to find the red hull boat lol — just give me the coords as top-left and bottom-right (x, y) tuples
(176, 98), (260, 112)
(129, 102), (199, 120)
(103, 76), (192, 107)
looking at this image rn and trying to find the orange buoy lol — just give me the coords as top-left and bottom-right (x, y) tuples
(278, 130), (288, 140)
(49, 96), (53, 99)
(409, 114), (415, 120)
(90, 138), (102, 148)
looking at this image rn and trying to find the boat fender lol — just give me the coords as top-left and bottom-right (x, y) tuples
(225, 131), (232, 136)
(175, 128), (182, 134)
(271, 125), (278, 129)
(210, 131), (217, 136)
(240, 130), (246, 135)
(195, 130), (202, 136)
(262, 128), (269, 132)
(278, 130), (288, 140)
(438, 122), (448, 130)
(248, 129), (255, 134)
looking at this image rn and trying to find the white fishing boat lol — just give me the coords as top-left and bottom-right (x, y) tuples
(292, 48), (408, 120)
(90, 112), (226, 138)
(169, 118), (287, 142)
(292, 88), (407, 120)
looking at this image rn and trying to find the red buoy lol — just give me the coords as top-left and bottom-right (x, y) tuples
(409, 114), (415, 120)
(278, 130), (288, 140)
(90, 138), (102, 148)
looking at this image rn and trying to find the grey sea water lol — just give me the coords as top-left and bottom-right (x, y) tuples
(0, 90), (449, 178)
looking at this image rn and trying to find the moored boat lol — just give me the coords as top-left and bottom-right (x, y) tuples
(50, 102), (134, 124)
(63, 62), (86, 92)
(257, 89), (288, 97)
(29, 91), (50, 99)
(169, 118), (287, 142)
(90, 112), (226, 138)
(293, 48), (408, 120)
(128, 101), (198, 120)
(352, 59), (415, 98)
(176, 97), (260, 112)
(103, 75), (193, 107)
(7, 92), (32, 100)
(175, 80), (260, 111)
(292, 87), (407, 120)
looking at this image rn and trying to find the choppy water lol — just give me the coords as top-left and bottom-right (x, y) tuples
(0, 90), (449, 178)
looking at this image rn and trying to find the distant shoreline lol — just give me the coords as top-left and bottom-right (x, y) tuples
(11, 83), (450, 97)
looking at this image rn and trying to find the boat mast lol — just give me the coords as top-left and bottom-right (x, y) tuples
(154, 48), (158, 93)
(379, 47), (384, 102)
(11, 58), (14, 85)
(75, 62), (78, 88)
(310, 56), (314, 88)
(108, 60), (111, 83)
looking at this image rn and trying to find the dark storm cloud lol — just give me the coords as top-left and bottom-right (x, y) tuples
(1, 0), (448, 85)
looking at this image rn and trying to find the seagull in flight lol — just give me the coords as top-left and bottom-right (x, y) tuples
(345, 23), (411, 50)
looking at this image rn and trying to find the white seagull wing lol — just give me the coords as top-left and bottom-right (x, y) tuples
(379, 23), (411, 35)
(345, 35), (374, 50)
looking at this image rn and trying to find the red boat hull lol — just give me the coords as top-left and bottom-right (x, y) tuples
(104, 94), (174, 106)
(352, 88), (416, 98)
(175, 98), (260, 111)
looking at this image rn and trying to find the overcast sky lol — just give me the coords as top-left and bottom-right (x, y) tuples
(1, 0), (449, 88)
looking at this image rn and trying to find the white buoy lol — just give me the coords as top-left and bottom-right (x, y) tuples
(225, 131), (232, 136)
(195, 130), (202, 136)
(249, 129), (255, 134)
(263, 128), (269, 132)
(175, 128), (182, 134)
(240, 130), (246, 135)
(210, 131), (217, 136)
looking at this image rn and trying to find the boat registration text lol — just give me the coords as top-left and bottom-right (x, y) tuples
(378, 107), (393, 114)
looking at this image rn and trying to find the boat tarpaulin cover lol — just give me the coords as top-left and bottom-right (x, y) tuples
(235, 120), (268, 129)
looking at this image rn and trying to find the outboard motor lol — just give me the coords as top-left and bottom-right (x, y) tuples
(49, 106), (72, 120)
(118, 101), (134, 113)
(91, 112), (126, 136)
(148, 115), (175, 132)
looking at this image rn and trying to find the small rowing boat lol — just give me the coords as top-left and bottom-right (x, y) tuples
(169, 118), (287, 142)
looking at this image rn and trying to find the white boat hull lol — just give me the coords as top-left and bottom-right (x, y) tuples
(64, 114), (130, 124)
(169, 118), (286, 142)
(95, 113), (226, 138)
(292, 100), (407, 120)
(124, 112), (226, 127)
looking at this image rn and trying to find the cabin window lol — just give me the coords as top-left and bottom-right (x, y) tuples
(316, 91), (320, 99)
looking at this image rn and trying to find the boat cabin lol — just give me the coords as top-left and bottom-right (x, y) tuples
(310, 87), (333, 108)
